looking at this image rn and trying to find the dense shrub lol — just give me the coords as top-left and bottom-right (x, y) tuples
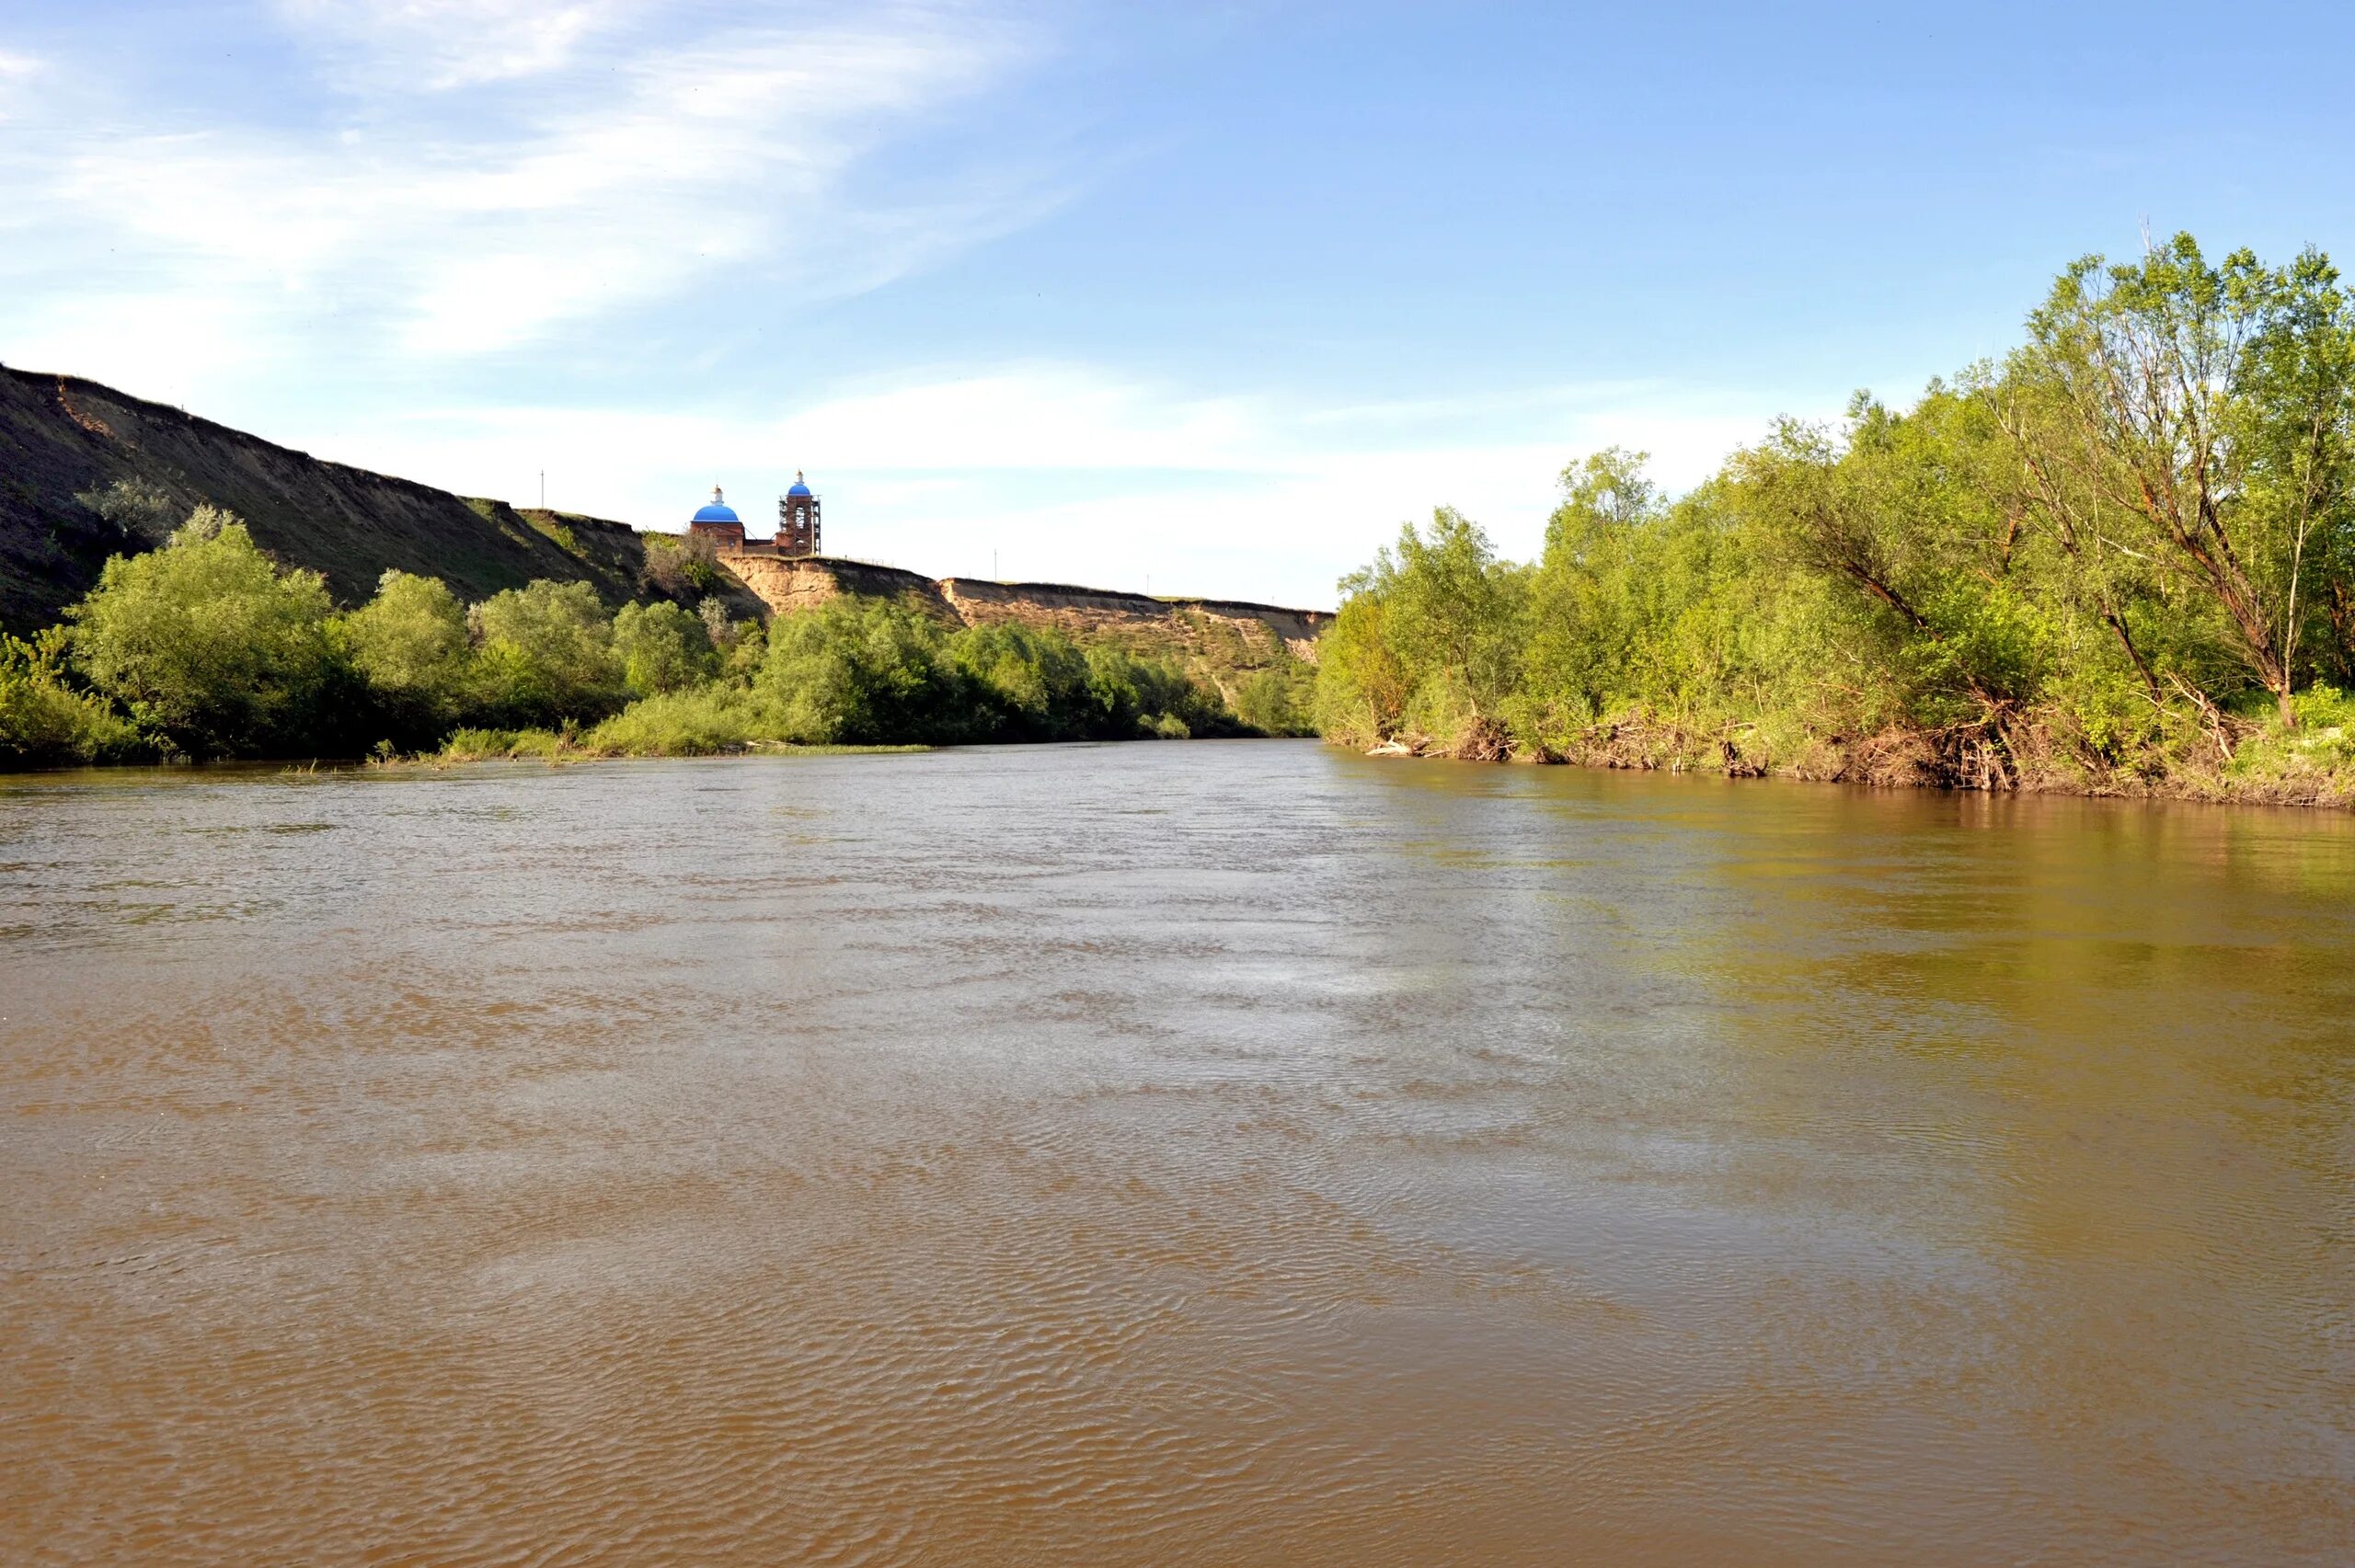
(66, 510), (348, 758)
(346, 570), (473, 744)
(583, 685), (758, 756)
(468, 579), (626, 728)
(8, 496), (1256, 768)
(0, 630), (145, 766)
(1233, 655), (1317, 737)
(612, 600), (718, 696)
(639, 532), (721, 599)
(755, 597), (986, 745)
(75, 477), (181, 545)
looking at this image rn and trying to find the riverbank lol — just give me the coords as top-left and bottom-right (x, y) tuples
(1342, 691), (2355, 810)
(3, 519), (1306, 771)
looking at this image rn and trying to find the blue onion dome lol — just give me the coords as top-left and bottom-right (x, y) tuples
(787, 471), (813, 498)
(692, 485), (741, 523)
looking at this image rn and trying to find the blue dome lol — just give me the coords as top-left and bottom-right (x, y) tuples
(691, 485), (740, 524)
(786, 481), (812, 498)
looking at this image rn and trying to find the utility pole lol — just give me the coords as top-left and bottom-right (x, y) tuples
(538, 470), (545, 509)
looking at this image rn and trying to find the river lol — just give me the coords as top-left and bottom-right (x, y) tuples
(3, 742), (2349, 1564)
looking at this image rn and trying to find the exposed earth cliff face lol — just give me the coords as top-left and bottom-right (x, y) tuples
(0, 364), (764, 629)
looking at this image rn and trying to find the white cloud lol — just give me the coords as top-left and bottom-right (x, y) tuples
(281, 365), (1825, 607)
(275, 0), (645, 89)
(4, 6), (1046, 385)
(0, 48), (36, 121)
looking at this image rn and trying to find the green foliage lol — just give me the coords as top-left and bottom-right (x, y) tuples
(468, 579), (626, 728)
(66, 509), (346, 758)
(1081, 642), (1235, 738)
(583, 685), (757, 756)
(26, 497), (1254, 763)
(746, 597), (1237, 747)
(1312, 595), (1408, 748)
(346, 570), (472, 742)
(1311, 235), (2355, 799)
(2021, 235), (2355, 722)
(953, 621), (1091, 738)
(523, 513), (580, 554)
(0, 628), (144, 767)
(1317, 508), (1528, 755)
(437, 726), (571, 761)
(1234, 656), (1316, 736)
(720, 617), (768, 685)
(756, 597), (978, 745)
(612, 599), (717, 697)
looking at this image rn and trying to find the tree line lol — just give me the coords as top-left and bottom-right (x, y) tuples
(1, 507), (1292, 768)
(1315, 235), (2355, 797)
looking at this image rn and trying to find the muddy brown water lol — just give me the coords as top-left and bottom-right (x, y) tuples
(3, 742), (2350, 1565)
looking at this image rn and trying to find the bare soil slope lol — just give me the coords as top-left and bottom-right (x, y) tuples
(0, 365), (731, 630)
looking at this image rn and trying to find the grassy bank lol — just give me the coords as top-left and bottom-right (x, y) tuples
(391, 725), (927, 767)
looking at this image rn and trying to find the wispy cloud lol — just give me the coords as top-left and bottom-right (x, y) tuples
(2, 4), (1051, 388)
(0, 48), (36, 121)
(276, 0), (645, 90)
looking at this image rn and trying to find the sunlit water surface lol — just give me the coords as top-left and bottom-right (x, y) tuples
(3, 743), (2350, 1564)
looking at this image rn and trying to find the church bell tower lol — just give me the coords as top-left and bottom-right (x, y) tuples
(777, 473), (821, 558)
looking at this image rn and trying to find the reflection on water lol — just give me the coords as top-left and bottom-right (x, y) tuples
(2, 744), (2350, 1565)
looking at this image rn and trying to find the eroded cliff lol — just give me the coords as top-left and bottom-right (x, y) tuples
(706, 551), (1330, 697)
(0, 365), (764, 629)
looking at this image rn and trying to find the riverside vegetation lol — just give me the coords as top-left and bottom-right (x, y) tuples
(17, 232), (2355, 802)
(1315, 235), (2355, 805)
(0, 507), (1302, 768)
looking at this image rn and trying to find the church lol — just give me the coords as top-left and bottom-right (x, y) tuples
(687, 473), (821, 557)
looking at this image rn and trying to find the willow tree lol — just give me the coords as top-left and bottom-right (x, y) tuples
(2021, 235), (2355, 726)
(67, 509), (344, 758)
(1322, 509), (1527, 757)
(1735, 391), (2059, 781)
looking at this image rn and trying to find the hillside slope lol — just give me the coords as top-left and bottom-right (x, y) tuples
(0, 364), (714, 630)
(0, 366), (1332, 692)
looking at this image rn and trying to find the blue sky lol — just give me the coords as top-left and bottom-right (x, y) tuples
(4, 1), (2353, 606)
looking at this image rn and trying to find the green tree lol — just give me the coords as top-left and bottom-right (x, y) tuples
(639, 532), (720, 599)
(756, 597), (980, 744)
(1516, 448), (1665, 739)
(66, 509), (344, 757)
(347, 570), (473, 739)
(1233, 656), (1315, 737)
(1318, 509), (1526, 755)
(1730, 388), (2088, 788)
(1311, 595), (1408, 746)
(468, 579), (625, 727)
(1, 628), (143, 767)
(612, 600), (717, 697)
(74, 477), (181, 545)
(2021, 234), (2355, 725)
